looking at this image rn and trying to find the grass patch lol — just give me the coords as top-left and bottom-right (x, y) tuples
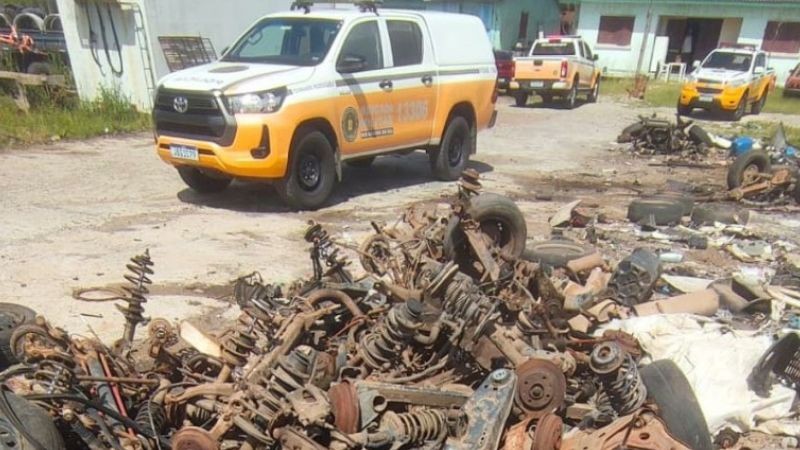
(0, 88), (151, 149)
(723, 121), (800, 145)
(601, 77), (799, 115)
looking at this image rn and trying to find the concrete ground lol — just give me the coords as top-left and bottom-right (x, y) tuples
(0, 95), (796, 342)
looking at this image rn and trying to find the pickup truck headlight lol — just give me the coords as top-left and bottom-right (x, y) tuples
(726, 78), (747, 88)
(226, 88), (287, 114)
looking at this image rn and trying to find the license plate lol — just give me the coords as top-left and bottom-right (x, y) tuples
(530, 81), (544, 88)
(699, 94), (714, 103)
(170, 144), (199, 161)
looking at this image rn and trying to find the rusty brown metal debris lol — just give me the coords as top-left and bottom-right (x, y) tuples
(0, 173), (718, 450)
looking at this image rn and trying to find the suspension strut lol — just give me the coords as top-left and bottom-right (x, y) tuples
(358, 300), (424, 371)
(589, 342), (647, 416)
(118, 250), (154, 347)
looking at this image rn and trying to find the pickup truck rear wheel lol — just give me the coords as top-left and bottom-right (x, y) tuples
(751, 91), (767, 115)
(430, 116), (471, 181)
(277, 130), (336, 210)
(177, 167), (232, 194)
(514, 92), (528, 107)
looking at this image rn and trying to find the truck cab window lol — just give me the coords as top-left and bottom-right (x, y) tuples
(754, 54), (766, 71)
(387, 20), (423, 67)
(338, 21), (383, 72)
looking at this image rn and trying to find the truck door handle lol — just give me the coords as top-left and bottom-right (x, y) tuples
(422, 75), (433, 86)
(379, 80), (393, 90)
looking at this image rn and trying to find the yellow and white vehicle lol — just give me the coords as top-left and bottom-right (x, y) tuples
(509, 36), (601, 109)
(679, 46), (776, 121)
(154, 5), (498, 209)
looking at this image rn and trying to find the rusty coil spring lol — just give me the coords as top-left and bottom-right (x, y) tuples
(442, 275), (493, 328)
(250, 346), (321, 432)
(219, 313), (259, 367)
(589, 342), (647, 416)
(359, 300), (423, 371)
(118, 250), (154, 343)
(383, 408), (448, 444)
(134, 401), (166, 436)
(32, 359), (76, 394)
(305, 222), (351, 281)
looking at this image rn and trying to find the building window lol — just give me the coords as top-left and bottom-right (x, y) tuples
(387, 20), (423, 67)
(762, 21), (800, 54)
(598, 16), (635, 46)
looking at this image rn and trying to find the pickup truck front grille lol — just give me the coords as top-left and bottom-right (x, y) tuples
(697, 79), (720, 85)
(697, 87), (723, 94)
(153, 90), (237, 146)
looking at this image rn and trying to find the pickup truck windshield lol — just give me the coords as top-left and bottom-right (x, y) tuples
(531, 42), (575, 56)
(702, 52), (752, 72)
(223, 18), (341, 66)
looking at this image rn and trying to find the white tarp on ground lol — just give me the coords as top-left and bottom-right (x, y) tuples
(601, 314), (799, 436)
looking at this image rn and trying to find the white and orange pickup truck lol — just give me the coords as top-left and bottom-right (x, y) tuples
(509, 36), (601, 109)
(153, 5), (498, 210)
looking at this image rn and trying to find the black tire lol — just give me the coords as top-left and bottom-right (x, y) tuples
(677, 102), (693, 116)
(751, 91), (767, 115)
(588, 78), (600, 103)
(430, 116), (471, 181)
(0, 390), (66, 450)
(25, 61), (51, 75)
(649, 193), (695, 216)
(564, 81), (578, 109)
(727, 151), (771, 189)
(522, 239), (596, 268)
(691, 205), (750, 226)
(640, 360), (713, 450)
(277, 129), (336, 210)
(514, 92), (529, 107)
(177, 167), (232, 194)
(730, 92), (747, 121)
(627, 198), (685, 226)
(444, 193), (527, 262)
(617, 122), (645, 143)
(0, 304), (36, 370)
(345, 156), (375, 168)
(687, 125), (713, 147)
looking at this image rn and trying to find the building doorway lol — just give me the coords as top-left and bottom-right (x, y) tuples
(664, 17), (724, 65)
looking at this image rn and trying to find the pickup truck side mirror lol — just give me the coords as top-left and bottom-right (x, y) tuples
(753, 66), (765, 75)
(692, 60), (701, 69)
(592, 54), (599, 61)
(337, 54), (367, 74)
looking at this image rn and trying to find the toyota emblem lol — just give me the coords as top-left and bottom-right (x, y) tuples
(173, 96), (189, 114)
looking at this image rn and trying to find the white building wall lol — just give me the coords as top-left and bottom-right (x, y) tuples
(575, 2), (800, 86)
(55, 0), (292, 110)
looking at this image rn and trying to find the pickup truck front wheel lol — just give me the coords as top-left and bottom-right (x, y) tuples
(430, 116), (471, 181)
(277, 130), (336, 210)
(751, 91), (767, 115)
(588, 79), (600, 103)
(729, 91), (747, 121)
(177, 167), (232, 194)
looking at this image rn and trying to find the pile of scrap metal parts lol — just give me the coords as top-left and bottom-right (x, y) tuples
(0, 172), (718, 450)
(617, 114), (715, 157)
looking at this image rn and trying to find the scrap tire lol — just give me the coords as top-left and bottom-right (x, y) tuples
(687, 125), (714, 147)
(691, 205), (750, 226)
(751, 91), (767, 115)
(640, 360), (714, 450)
(617, 122), (645, 143)
(522, 239), (596, 268)
(345, 156), (375, 168)
(277, 129), (336, 210)
(430, 116), (471, 181)
(727, 151), (771, 189)
(677, 102), (693, 116)
(514, 92), (529, 107)
(177, 167), (232, 194)
(627, 198), (685, 226)
(588, 78), (600, 103)
(0, 390), (66, 450)
(0, 303), (36, 370)
(25, 61), (51, 75)
(444, 193), (528, 263)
